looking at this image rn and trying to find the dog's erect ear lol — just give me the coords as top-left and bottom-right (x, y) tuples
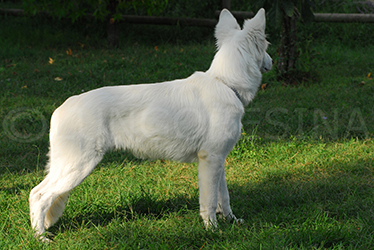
(243, 8), (266, 32)
(215, 9), (240, 48)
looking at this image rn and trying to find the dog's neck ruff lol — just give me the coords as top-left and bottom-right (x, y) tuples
(216, 77), (243, 105)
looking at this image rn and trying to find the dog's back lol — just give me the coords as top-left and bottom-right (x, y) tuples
(50, 71), (242, 163)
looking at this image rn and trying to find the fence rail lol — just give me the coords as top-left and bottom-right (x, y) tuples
(214, 11), (374, 23)
(1, 8), (374, 27)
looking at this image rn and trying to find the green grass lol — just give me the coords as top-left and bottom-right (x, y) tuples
(1, 13), (374, 249)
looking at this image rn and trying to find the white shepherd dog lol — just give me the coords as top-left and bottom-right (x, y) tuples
(29, 8), (272, 241)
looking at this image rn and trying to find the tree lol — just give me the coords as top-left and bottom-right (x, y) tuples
(23, 0), (169, 47)
(253, 0), (315, 82)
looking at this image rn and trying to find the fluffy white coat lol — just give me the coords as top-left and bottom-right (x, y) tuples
(29, 8), (272, 241)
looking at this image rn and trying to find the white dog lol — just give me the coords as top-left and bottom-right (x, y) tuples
(29, 8), (272, 241)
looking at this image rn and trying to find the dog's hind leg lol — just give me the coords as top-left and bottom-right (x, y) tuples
(29, 153), (103, 240)
(29, 176), (51, 239)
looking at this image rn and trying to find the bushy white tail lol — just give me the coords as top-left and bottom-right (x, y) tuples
(44, 192), (70, 229)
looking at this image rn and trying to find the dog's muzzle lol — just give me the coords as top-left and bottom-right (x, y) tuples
(261, 52), (273, 72)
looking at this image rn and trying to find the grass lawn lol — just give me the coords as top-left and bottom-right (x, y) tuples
(1, 13), (374, 249)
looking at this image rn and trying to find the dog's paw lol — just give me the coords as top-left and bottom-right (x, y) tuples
(220, 212), (239, 222)
(37, 235), (52, 243)
(235, 218), (245, 225)
(216, 212), (244, 226)
(35, 232), (53, 243)
(203, 219), (218, 231)
(222, 213), (244, 225)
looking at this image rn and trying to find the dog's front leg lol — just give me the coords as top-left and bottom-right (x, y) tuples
(197, 150), (224, 228)
(216, 169), (243, 224)
(216, 168), (234, 219)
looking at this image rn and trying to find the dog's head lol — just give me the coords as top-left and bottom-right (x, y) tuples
(215, 8), (272, 73)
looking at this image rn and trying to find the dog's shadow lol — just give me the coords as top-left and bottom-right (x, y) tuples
(49, 157), (373, 239)
(53, 189), (200, 234)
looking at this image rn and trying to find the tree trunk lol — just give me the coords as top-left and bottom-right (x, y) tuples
(107, 18), (119, 47)
(277, 9), (298, 81)
(107, 0), (119, 47)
